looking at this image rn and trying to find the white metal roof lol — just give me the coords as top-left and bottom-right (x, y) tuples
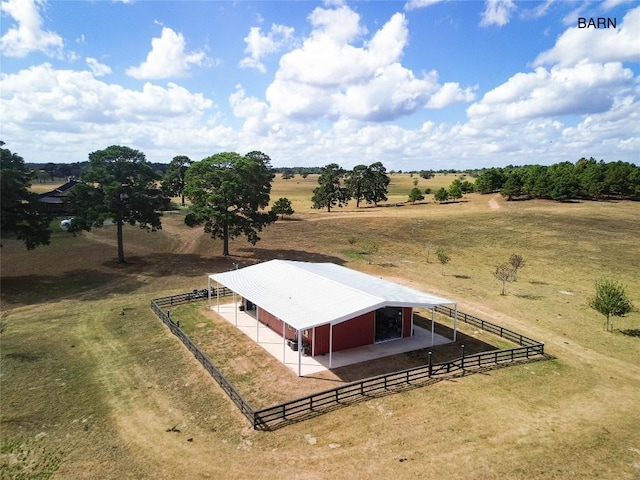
(209, 260), (456, 331)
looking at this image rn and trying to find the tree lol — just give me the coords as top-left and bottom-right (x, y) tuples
(434, 187), (449, 203)
(345, 164), (369, 208)
(493, 263), (516, 295)
(500, 172), (523, 200)
(509, 253), (525, 280)
(68, 145), (165, 263)
(272, 197), (294, 219)
(0, 144), (52, 249)
(184, 151), (275, 256)
(345, 162), (390, 208)
(408, 187), (424, 204)
(311, 163), (349, 212)
(161, 155), (193, 207)
(436, 248), (450, 276)
(474, 168), (505, 194)
(589, 278), (634, 332)
(448, 179), (463, 200)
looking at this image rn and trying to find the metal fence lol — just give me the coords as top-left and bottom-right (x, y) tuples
(151, 291), (545, 431)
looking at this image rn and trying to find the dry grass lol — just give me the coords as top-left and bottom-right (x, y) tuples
(2, 178), (640, 479)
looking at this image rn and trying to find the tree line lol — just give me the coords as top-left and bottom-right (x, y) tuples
(474, 159), (640, 201)
(311, 162), (391, 211)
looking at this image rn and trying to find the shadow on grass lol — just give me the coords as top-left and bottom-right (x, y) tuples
(619, 329), (640, 337)
(515, 294), (544, 300)
(257, 355), (552, 431)
(312, 319), (501, 383)
(234, 247), (347, 265)
(0, 270), (145, 306)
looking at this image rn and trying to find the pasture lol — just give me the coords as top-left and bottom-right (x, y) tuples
(1, 174), (639, 479)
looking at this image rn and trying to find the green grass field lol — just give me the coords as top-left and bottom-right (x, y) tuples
(1, 176), (639, 479)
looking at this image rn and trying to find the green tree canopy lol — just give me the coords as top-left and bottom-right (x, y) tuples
(1, 144), (52, 249)
(408, 187), (424, 203)
(589, 278), (634, 332)
(184, 151), (275, 256)
(68, 145), (165, 263)
(434, 187), (449, 203)
(272, 197), (294, 219)
(345, 162), (390, 208)
(448, 179), (463, 200)
(311, 163), (349, 212)
(161, 155), (193, 206)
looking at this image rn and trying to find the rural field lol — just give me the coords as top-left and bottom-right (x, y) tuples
(2, 174), (639, 479)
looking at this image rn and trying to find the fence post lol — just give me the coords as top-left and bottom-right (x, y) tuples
(428, 352), (432, 378)
(461, 344), (465, 369)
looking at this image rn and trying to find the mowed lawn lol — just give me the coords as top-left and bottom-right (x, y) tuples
(1, 175), (639, 479)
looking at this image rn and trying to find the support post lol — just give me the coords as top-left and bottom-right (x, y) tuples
(233, 291), (237, 326)
(207, 276), (211, 307)
(428, 351), (432, 377)
(256, 307), (260, 342)
(431, 308), (435, 347)
(282, 322), (286, 363)
(297, 329), (302, 377)
(453, 303), (458, 342)
(216, 281), (220, 313)
(461, 344), (465, 369)
(329, 323), (333, 369)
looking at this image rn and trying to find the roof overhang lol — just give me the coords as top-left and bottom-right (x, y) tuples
(210, 260), (456, 331)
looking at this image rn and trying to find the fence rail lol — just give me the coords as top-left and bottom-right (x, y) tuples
(150, 297), (255, 424)
(151, 291), (545, 431)
(153, 287), (232, 309)
(435, 305), (541, 347)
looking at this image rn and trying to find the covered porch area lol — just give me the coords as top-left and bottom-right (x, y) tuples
(211, 301), (452, 377)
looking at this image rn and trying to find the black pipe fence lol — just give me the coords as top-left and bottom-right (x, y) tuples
(435, 305), (541, 347)
(151, 295), (255, 425)
(151, 291), (545, 431)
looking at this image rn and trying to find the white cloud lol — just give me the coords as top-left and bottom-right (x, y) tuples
(520, 0), (555, 20)
(403, 0), (445, 12)
(602, 0), (635, 10)
(426, 82), (477, 108)
(0, 0), (63, 57)
(239, 24), (295, 73)
(229, 85), (270, 134)
(126, 27), (210, 79)
(86, 57), (111, 77)
(467, 62), (634, 124)
(261, 6), (473, 124)
(479, 0), (516, 27)
(535, 6), (640, 67)
(1, 63), (214, 130)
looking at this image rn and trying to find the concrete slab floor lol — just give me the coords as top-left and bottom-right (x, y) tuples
(211, 302), (452, 377)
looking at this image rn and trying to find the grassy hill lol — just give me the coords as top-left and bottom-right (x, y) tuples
(2, 176), (639, 479)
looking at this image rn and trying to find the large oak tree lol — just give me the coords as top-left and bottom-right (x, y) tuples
(184, 151), (275, 256)
(68, 145), (165, 263)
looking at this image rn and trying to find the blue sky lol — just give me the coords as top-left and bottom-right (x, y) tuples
(1, 0), (638, 170)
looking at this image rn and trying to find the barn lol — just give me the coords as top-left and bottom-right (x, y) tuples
(208, 260), (458, 376)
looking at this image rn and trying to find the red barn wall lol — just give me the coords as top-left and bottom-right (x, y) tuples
(258, 307), (296, 341)
(402, 307), (413, 338)
(333, 311), (375, 352)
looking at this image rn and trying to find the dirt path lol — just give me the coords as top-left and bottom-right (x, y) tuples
(488, 194), (501, 210)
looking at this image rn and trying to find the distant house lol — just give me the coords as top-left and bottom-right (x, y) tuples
(209, 260), (459, 375)
(39, 179), (79, 215)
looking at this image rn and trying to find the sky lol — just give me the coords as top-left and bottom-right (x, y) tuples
(1, 0), (639, 171)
